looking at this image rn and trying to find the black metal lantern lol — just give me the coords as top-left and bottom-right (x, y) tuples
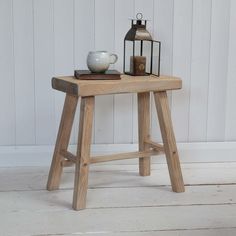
(123, 13), (161, 76)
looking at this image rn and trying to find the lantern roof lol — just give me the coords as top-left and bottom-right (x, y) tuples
(125, 13), (153, 41)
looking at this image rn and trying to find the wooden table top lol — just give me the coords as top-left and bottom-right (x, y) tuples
(52, 74), (182, 96)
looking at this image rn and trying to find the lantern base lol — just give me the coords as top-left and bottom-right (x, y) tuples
(124, 72), (160, 77)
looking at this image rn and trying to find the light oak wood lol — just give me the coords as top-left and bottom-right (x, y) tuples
(48, 74), (185, 210)
(73, 96), (94, 210)
(60, 150), (160, 164)
(62, 159), (74, 167)
(138, 92), (151, 176)
(90, 150), (160, 164)
(60, 150), (75, 162)
(145, 139), (164, 152)
(47, 94), (78, 190)
(52, 75), (182, 96)
(154, 91), (185, 192)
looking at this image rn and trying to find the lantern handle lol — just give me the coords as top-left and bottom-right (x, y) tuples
(136, 13), (143, 20)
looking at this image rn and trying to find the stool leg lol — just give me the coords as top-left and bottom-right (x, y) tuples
(47, 94), (78, 190)
(153, 91), (185, 192)
(73, 96), (94, 210)
(138, 92), (151, 176)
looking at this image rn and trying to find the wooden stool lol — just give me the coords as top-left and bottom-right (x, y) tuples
(47, 74), (185, 210)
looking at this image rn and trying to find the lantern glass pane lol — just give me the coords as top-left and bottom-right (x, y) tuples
(124, 40), (133, 73)
(152, 41), (161, 75)
(134, 40), (141, 56)
(142, 40), (152, 74)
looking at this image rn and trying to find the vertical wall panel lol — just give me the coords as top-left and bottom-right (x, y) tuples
(152, 0), (174, 142)
(54, 0), (74, 143)
(13, 0), (35, 145)
(172, 0), (193, 142)
(34, 0), (55, 144)
(153, 0), (174, 77)
(74, 0), (95, 69)
(94, 0), (115, 144)
(0, 0), (15, 145)
(74, 0), (95, 144)
(225, 0), (236, 141)
(188, 0), (211, 142)
(114, 0), (134, 144)
(207, 0), (230, 141)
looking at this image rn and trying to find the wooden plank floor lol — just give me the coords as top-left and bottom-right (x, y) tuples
(0, 162), (236, 236)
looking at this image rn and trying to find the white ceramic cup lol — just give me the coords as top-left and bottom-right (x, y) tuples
(87, 51), (118, 73)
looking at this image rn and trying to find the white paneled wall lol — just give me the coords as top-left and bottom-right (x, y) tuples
(114, 0), (134, 144)
(0, 0), (236, 146)
(189, 0), (211, 142)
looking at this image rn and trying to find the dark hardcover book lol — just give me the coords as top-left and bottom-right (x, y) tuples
(74, 70), (121, 80)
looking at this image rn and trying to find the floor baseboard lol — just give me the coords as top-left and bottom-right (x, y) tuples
(0, 142), (236, 167)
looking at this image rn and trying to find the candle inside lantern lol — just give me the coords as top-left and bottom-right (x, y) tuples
(130, 56), (146, 75)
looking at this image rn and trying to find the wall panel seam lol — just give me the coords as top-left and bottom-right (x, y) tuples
(52, 0), (56, 142)
(206, 0), (213, 141)
(187, 0), (194, 142)
(12, 0), (16, 146)
(32, 0), (36, 145)
(224, 0), (232, 141)
(113, 0), (116, 144)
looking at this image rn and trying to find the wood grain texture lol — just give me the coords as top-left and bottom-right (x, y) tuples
(145, 139), (164, 152)
(154, 91), (185, 192)
(73, 96), (94, 210)
(90, 150), (160, 164)
(9, 229), (236, 236)
(1, 184), (236, 211)
(1, 163), (236, 235)
(138, 92), (151, 176)
(2, 162), (236, 191)
(52, 75), (182, 96)
(50, 77), (183, 209)
(47, 94), (78, 190)
(1, 204), (236, 235)
(60, 149), (160, 164)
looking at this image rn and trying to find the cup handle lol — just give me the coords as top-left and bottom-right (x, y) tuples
(109, 54), (118, 64)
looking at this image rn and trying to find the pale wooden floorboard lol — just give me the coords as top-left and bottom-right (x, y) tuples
(1, 163), (236, 191)
(49, 228), (236, 236)
(0, 163), (236, 235)
(1, 205), (236, 236)
(0, 185), (236, 212)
